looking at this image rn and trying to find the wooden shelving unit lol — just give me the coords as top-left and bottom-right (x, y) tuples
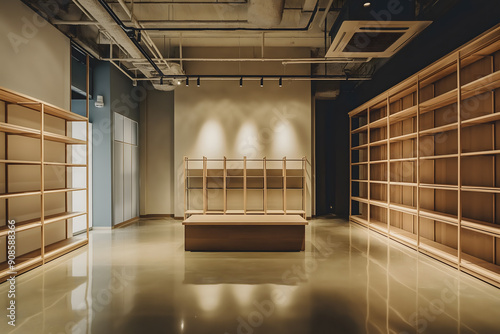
(184, 156), (307, 219)
(350, 25), (500, 287)
(0, 86), (89, 283)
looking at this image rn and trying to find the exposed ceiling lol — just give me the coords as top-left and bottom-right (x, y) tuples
(20, 0), (455, 94)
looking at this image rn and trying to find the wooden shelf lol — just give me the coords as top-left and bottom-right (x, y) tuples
(461, 253), (500, 283)
(390, 181), (417, 187)
(419, 89), (457, 112)
(461, 70), (500, 97)
(226, 210), (245, 214)
(370, 219), (388, 233)
(351, 196), (369, 204)
(370, 139), (387, 147)
(350, 215), (369, 226)
(0, 250), (43, 278)
(419, 239), (458, 265)
(0, 217), (41, 237)
(0, 86), (89, 283)
(350, 25), (500, 285)
(351, 143), (369, 150)
(370, 180), (387, 184)
(419, 183), (458, 190)
(390, 203), (417, 215)
(462, 112), (500, 127)
(390, 157), (417, 162)
(461, 149), (500, 157)
(420, 153), (458, 160)
(389, 226), (418, 246)
(419, 208), (458, 225)
(370, 159), (388, 164)
(286, 209), (306, 215)
(44, 237), (87, 262)
(419, 122), (458, 136)
(461, 217), (500, 237)
(461, 185), (500, 193)
(351, 124), (368, 134)
(370, 118), (387, 129)
(43, 162), (86, 167)
(44, 212), (86, 225)
(266, 209), (285, 214)
(0, 159), (40, 165)
(0, 87), (87, 121)
(389, 132), (417, 142)
(0, 123), (86, 144)
(44, 187), (86, 194)
(0, 190), (41, 199)
(389, 105), (418, 123)
(185, 157), (307, 219)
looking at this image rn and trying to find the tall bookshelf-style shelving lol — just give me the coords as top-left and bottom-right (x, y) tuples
(184, 157), (307, 219)
(0, 87), (89, 283)
(350, 25), (500, 287)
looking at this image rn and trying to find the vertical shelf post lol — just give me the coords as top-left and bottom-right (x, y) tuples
(40, 103), (45, 263)
(302, 156), (307, 219)
(183, 156), (187, 219)
(223, 156), (227, 214)
(457, 52), (463, 267)
(283, 157), (287, 215)
(243, 156), (247, 215)
(203, 156), (207, 214)
(263, 157), (267, 214)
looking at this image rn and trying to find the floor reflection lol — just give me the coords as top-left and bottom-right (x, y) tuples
(1, 217), (500, 334)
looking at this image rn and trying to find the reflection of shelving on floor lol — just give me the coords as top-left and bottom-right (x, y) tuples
(349, 25), (500, 286)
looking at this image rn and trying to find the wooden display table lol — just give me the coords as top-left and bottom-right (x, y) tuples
(182, 215), (308, 251)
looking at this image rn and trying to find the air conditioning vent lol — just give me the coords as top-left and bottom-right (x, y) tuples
(326, 21), (431, 58)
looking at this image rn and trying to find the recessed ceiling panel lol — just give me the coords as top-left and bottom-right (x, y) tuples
(327, 21), (432, 58)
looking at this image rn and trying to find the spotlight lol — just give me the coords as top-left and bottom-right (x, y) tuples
(197, 77), (200, 87)
(279, 77), (282, 87)
(363, 2), (371, 7)
(260, 77), (264, 87)
(176, 79), (182, 85)
(186, 77), (189, 86)
(239, 77), (243, 87)
(160, 77), (163, 85)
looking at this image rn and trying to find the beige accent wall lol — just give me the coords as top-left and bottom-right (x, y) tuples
(174, 79), (312, 217)
(0, 0), (70, 110)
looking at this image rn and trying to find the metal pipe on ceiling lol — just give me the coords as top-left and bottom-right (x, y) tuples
(132, 75), (370, 81)
(100, 57), (369, 64)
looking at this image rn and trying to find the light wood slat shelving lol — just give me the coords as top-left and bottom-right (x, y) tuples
(184, 156), (307, 219)
(0, 86), (89, 283)
(349, 24), (500, 287)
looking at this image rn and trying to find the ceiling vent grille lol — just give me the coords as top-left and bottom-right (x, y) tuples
(326, 21), (431, 58)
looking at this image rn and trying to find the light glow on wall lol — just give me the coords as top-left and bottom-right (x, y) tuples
(193, 119), (227, 158)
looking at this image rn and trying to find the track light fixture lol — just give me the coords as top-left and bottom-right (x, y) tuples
(279, 77), (283, 87)
(186, 77), (189, 86)
(239, 77), (243, 87)
(260, 77), (264, 87)
(197, 77), (200, 87)
(160, 77), (163, 85)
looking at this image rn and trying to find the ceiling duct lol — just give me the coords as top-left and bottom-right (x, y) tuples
(247, 0), (285, 27)
(133, 63), (185, 91)
(327, 0), (431, 58)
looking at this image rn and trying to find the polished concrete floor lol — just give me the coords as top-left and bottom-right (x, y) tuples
(2, 216), (500, 334)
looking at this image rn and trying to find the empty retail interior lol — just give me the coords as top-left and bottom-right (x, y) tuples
(1, 1), (500, 332)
